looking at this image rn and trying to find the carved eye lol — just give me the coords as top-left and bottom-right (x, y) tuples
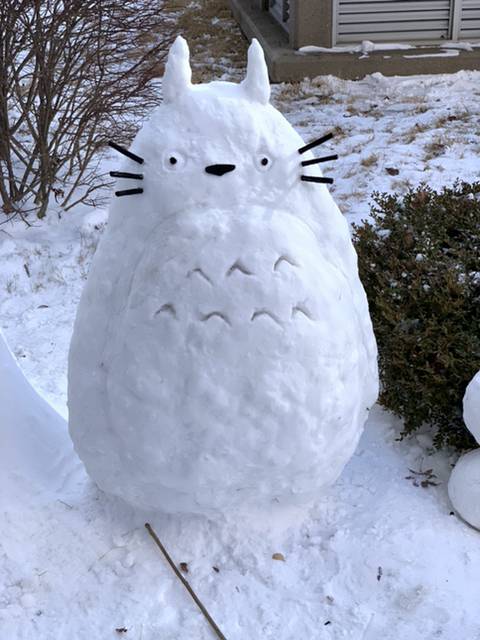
(257, 154), (272, 171)
(163, 151), (186, 171)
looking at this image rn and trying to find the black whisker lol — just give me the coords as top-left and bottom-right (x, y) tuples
(108, 141), (144, 165)
(115, 188), (144, 197)
(298, 132), (333, 155)
(301, 154), (338, 167)
(301, 176), (334, 185)
(110, 171), (144, 180)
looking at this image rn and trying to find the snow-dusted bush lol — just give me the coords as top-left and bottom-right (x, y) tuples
(354, 181), (480, 450)
(0, 0), (173, 220)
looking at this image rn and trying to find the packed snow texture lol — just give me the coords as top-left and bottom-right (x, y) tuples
(448, 371), (480, 529)
(68, 38), (378, 514)
(463, 369), (480, 443)
(0, 330), (79, 505)
(448, 450), (480, 530)
(3, 397), (480, 640)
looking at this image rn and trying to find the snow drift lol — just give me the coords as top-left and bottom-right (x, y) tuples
(0, 330), (78, 505)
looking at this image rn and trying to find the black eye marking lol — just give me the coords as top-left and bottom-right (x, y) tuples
(261, 157), (269, 166)
(169, 156), (177, 165)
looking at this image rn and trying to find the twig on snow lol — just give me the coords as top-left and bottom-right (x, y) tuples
(145, 522), (228, 640)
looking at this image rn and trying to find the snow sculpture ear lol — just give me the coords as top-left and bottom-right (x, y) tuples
(162, 36), (192, 103)
(242, 39), (270, 105)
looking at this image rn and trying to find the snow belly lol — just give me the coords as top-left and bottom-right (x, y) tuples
(82, 207), (369, 513)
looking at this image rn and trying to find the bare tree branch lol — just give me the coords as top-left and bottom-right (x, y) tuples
(0, 0), (173, 220)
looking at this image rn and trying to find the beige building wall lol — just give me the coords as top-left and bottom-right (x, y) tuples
(289, 0), (333, 48)
(229, 0), (480, 80)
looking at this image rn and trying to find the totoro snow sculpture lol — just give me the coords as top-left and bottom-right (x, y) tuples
(448, 371), (480, 529)
(68, 37), (378, 515)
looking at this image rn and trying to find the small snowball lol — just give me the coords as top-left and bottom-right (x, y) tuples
(448, 449), (480, 530)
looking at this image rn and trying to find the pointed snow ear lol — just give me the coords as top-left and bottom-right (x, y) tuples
(162, 36), (192, 103)
(242, 39), (270, 105)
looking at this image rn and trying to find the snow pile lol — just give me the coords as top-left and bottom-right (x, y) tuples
(0, 330), (80, 505)
(448, 371), (480, 529)
(2, 401), (480, 640)
(463, 371), (480, 442)
(297, 40), (480, 56)
(298, 41), (414, 55)
(68, 38), (378, 514)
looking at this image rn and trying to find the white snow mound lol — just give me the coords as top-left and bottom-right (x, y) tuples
(68, 37), (378, 514)
(448, 370), (480, 529)
(463, 369), (480, 443)
(448, 449), (480, 530)
(0, 331), (78, 505)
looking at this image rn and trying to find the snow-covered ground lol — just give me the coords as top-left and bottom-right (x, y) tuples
(2, 69), (480, 639)
(3, 399), (479, 640)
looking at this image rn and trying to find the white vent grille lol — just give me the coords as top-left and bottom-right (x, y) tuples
(336, 0), (452, 43)
(460, 0), (480, 39)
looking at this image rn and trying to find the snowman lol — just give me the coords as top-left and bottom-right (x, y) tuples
(68, 37), (378, 515)
(448, 371), (480, 529)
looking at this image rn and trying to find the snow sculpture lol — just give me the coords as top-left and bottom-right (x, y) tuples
(68, 37), (378, 514)
(0, 331), (77, 504)
(448, 371), (480, 529)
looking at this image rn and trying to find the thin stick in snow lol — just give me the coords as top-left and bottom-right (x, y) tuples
(145, 522), (228, 640)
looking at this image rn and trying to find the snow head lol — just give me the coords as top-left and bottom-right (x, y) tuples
(68, 38), (378, 515)
(113, 36), (334, 222)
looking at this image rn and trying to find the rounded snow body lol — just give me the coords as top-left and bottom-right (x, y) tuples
(68, 37), (378, 515)
(69, 206), (376, 514)
(448, 449), (480, 530)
